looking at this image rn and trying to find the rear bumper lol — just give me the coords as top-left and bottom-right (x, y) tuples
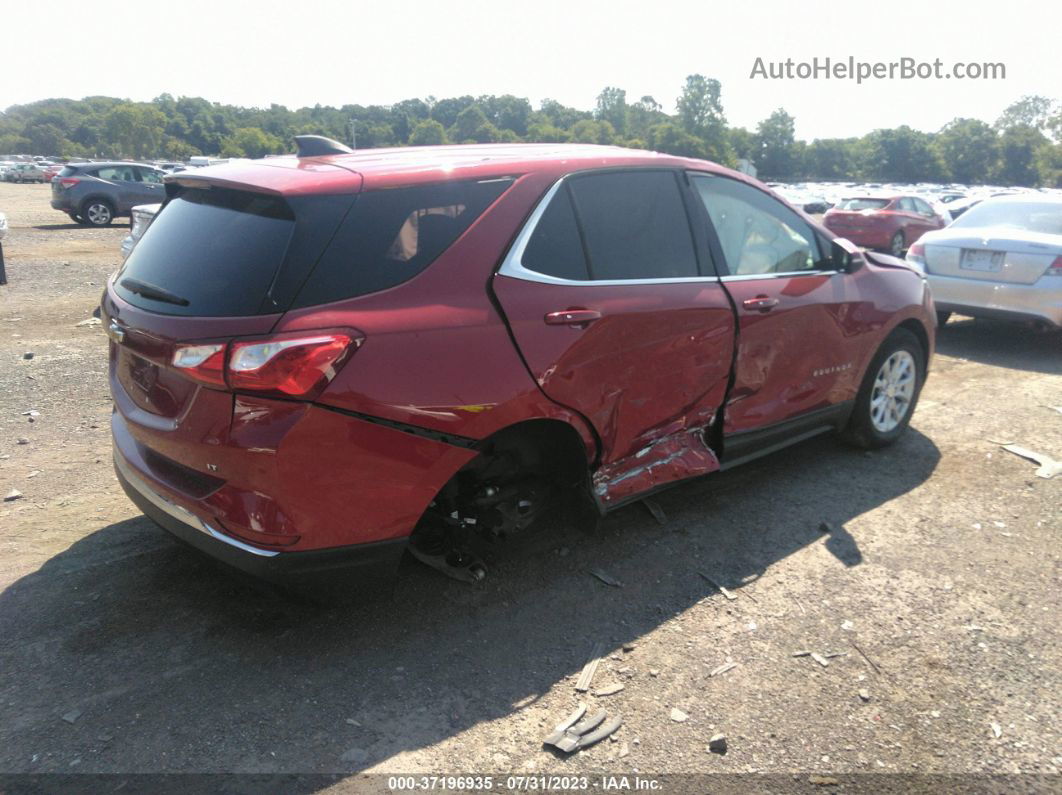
(825, 225), (893, 250)
(928, 273), (1062, 327)
(115, 448), (408, 590)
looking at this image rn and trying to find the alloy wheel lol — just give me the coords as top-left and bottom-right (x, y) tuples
(86, 203), (112, 226)
(870, 350), (916, 432)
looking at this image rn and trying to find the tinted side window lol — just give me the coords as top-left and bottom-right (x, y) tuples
(138, 167), (163, 184)
(567, 171), (698, 280)
(98, 165), (137, 182)
(292, 178), (510, 308)
(692, 174), (822, 276)
(521, 187), (589, 280)
(898, 198), (916, 212)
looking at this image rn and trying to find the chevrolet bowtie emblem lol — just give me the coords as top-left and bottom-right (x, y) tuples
(106, 320), (126, 344)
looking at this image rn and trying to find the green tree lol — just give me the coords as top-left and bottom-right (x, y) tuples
(995, 95), (1055, 131)
(805, 139), (856, 180)
(409, 119), (447, 146)
(863, 126), (945, 182)
(997, 125), (1048, 186)
(755, 108), (798, 180)
(569, 119), (616, 145)
(936, 118), (999, 183)
(219, 127), (285, 158)
(595, 87), (627, 135)
(647, 123), (706, 159)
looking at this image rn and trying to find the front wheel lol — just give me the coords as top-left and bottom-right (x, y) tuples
(842, 328), (925, 449)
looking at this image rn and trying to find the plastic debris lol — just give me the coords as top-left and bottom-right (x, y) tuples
(590, 569), (622, 587)
(669, 707), (688, 722)
(699, 572), (736, 600)
(709, 662), (737, 677)
(575, 642), (605, 692)
(595, 683), (625, 697)
(1001, 444), (1061, 479)
(543, 703), (587, 746)
(810, 653), (830, 668)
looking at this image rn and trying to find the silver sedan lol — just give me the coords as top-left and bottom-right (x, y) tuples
(906, 195), (1062, 329)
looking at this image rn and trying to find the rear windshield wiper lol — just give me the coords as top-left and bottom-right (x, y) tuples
(120, 278), (190, 307)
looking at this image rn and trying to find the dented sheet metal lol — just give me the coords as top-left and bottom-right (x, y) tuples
(592, 429), (719, 507)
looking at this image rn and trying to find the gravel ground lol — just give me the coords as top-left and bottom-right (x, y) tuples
(0, 182), (1059, 790)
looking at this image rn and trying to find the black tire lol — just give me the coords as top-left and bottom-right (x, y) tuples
(841, 327), (925, 449)
(888, 231), (905, 257)
(80, 199), (114, 227)
(936, 310), (952, 328)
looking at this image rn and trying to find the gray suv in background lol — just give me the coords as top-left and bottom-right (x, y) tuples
(50, 162), (166, 227)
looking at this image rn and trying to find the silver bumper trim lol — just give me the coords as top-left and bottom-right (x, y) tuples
(115, 452), (279, 558)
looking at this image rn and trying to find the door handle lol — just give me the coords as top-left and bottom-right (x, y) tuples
(741, 296), (779, 312)
(544, 309), (602, 326)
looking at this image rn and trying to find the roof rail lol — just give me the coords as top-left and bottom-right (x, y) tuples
(294, 135), (353, 158)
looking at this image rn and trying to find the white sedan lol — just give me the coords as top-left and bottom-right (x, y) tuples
(906, 195), (1062, 329)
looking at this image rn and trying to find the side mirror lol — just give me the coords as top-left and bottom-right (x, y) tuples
(831, 237), (863, 273)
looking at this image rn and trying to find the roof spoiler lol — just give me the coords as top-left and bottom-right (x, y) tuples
(294, 135), (353, 158)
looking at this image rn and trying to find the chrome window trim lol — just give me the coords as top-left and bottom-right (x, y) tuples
(497, 175), (720, 287)
(115, 451), (279, 558)
(720, 270), (840, 282)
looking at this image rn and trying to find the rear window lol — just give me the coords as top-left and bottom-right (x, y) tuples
(115, 188), (295, 316)
(950, 200), (1062, 234)
(291, 178), (510, 309)
(58, 166), (79, 177)
(837, 198), (890, 211)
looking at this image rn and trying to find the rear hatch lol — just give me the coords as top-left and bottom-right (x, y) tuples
(104, 163), (361, 423)
(923, 230), (1062, 285)
(824, 198), (890, 232)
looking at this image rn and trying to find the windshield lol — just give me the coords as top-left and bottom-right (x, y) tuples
(837, 198), (890, 211)
(950, 200), (1062, 235)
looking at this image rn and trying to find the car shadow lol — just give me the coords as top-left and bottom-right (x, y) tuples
(936, 317), (1062, 375)
(33, 223), (90, 231)
(0, 429), (939, 777)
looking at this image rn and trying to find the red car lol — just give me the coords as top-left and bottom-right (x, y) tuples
(103, 140), (935, 590)
(823, 195), (946, 257)
(42, 164), (64, 182)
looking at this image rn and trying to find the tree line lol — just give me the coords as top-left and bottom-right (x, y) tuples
(1, 79), (1059, 187)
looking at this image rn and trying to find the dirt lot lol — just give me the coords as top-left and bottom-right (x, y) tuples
(0, 181), (1059, 789)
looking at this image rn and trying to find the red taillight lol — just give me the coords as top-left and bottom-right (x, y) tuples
(908, 242), (925, 258)
(171, 330), (360, 398)
(58, 177), (80, 190)
(1048, 255), (1062, 276)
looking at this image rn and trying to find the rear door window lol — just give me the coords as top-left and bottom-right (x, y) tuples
(291, 178), (511, 308)
(115, 187), (296, 316)
(567, 170), (699, 280)
(521, 187), (590, 281)
(97, 165), (138, 182)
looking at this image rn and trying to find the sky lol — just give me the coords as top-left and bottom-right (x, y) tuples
(1, 0), (1058, 140)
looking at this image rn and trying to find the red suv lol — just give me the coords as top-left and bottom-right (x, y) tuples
(823, 195), (946, 257)
(103, 139), (935, 590)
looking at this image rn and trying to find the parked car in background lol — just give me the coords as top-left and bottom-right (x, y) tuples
(50, 162), (166, 226)
(120, 203), (161, 260)
(0, 211), (7, 240)
(42, 163), (64, 181)
(823, 195), (946, 256)
(907, 195), (1062, 329)
(103, 140), (934, 590)
(4, 163), (48, 183)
